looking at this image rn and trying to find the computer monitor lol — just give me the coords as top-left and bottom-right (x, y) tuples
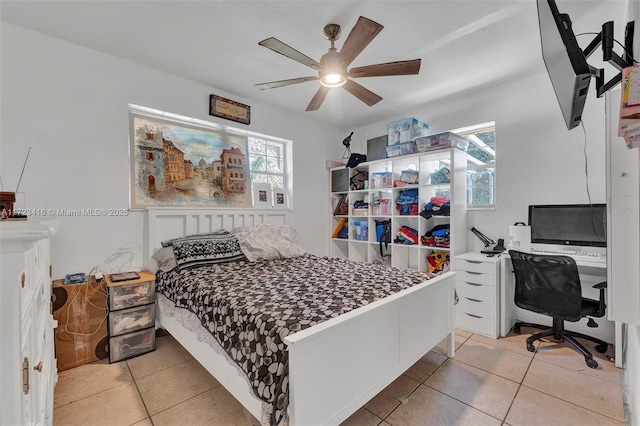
(529, 204), (606, 247)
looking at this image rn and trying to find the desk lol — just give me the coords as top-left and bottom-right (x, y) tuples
(500, 254), (622, 368)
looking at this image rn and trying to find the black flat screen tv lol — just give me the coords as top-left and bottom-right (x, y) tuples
(529, 204), (607, 247)
(537, 0), (592, 130)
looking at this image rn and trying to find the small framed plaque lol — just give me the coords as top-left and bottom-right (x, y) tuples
(209, 94), (251, 125)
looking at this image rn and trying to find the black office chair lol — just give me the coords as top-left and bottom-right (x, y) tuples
(508, 250), (608, 368)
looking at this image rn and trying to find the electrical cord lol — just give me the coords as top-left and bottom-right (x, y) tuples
(62, 276), (109, 337)
(579, 121), (607, 242)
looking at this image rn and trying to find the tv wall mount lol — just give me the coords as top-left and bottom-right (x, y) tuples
(585, 20), (635, 97)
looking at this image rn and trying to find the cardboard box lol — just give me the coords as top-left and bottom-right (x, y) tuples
(52, 276), (109, 371)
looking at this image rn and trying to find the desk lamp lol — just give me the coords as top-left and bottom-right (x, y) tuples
(469, 226), (505, 254)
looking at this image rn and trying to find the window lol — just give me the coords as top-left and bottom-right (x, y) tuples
(452, 122), (496, 208)
(248, 137), (287, 190)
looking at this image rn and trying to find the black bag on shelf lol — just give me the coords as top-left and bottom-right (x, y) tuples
(346, 153), (367, 168)
(375, 219), (392, 257)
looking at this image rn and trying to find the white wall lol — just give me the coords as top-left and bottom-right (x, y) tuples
(1, 23), (342, 277)
(349, 71), (608, 253)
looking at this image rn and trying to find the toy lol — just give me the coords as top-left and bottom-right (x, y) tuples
(426, 251), (450, 275)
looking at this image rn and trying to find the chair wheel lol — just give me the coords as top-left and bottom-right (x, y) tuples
(526, 342), (536, 353)
(586, 358), (599, 369)
(595, 343), (608, 354)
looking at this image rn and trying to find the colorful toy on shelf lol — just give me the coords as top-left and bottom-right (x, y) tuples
(426, 251), (450, 275)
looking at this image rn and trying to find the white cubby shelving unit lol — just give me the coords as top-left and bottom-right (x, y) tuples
(329, 147), (468, 272)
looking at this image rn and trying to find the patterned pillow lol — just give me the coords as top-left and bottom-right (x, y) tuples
(161, 228), (230, 247)
(161, 230), (246, 269)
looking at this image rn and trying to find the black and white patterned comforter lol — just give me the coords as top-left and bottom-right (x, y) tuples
(156, 254), (430, 425)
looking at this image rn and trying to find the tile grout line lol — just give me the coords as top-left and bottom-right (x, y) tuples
(53, 380), (132, 410)
(500, 345), (537, 424)
(521, 356), (625, 423)
(125, 360), (154, 425)
(381, 333), (497, 425)
(506, 338), (625, 424)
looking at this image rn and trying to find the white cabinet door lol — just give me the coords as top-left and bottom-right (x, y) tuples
(606, 90), (640, 325)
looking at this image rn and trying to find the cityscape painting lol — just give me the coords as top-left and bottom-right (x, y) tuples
(129, 114), (252, 209)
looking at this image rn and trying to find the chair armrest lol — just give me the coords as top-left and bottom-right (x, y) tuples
(593, 281), (607, 289)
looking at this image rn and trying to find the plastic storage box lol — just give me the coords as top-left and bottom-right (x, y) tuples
(415, 132), (470, 152)
(386, 118), (429, 144)
(108, 303), (156, 337)
(108, 278), (155, 311)
(386, 141), (417, 158)
(109, 327), (156, 362)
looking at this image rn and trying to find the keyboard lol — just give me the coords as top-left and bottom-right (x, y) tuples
(530, 248), (606, 264)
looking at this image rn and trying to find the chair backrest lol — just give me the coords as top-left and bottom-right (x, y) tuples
(508, 250), (583, 321)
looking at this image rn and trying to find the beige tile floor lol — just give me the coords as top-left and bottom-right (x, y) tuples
(53, 327), (626, 426)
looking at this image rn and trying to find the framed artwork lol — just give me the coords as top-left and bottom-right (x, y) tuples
(273, 189), (288, 209)
(129, 113), (252, 209)
(252, 183), (271, 208)
(209, 95), (251, 125)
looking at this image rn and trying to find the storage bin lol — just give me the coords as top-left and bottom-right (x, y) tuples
(386, 118), (429, 144)
(386, 141), (417, 158)
(108, 279), (155, 311)
(415, 132), (470, 152)
(109, 327), (156, 362)
(108, 303), (156, 337)
(370, 172), (393, 189)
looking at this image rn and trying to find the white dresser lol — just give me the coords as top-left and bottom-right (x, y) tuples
(454, 252), (501, 338)
(1, 220), (59, 426)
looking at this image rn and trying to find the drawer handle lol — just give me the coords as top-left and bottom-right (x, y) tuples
(465, 271), (482, 275)
(465, 297), (483, 303)
(33, 361), (43, 372)
(21, 272), (26, 288)
(465, 313), (482, 319)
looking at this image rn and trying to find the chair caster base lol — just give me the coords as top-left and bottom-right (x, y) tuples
(586, 358), (599, 369)
(526, 342), (536, 353)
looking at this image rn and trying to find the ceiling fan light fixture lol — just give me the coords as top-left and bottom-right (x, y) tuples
(319, 48), (346, 88)
(319, 71), (346, 87)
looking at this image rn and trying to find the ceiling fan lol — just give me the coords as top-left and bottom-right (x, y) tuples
(255, 16), (421, 111)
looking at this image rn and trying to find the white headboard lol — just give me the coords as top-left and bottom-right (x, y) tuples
(145, 209), (289, 271)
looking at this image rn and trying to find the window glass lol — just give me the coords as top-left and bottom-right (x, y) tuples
(248, 137), (287, 190)
(452, 122), (496, 208)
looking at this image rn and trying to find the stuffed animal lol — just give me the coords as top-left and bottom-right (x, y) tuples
(427, 251), (450, 275)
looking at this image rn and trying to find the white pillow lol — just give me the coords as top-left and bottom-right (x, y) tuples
(152, 246), (179, 272)
(232, 224), (306, 262)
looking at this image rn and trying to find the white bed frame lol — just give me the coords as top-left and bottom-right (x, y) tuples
(146, 209), (456, 425)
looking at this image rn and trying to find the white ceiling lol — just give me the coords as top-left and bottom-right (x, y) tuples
(0, 0), (629, 129)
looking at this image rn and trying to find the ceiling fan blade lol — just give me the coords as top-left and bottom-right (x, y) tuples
(349, 59), (421, 78)
(306, 86), (330, 111)
(342, 80), (382, 106)
(258, 37), (322, 70)
(339, 16), (384, 67)
(255, 76), (318, 90)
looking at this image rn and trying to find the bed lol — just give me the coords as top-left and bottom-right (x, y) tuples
(145, 209), (456, 425)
